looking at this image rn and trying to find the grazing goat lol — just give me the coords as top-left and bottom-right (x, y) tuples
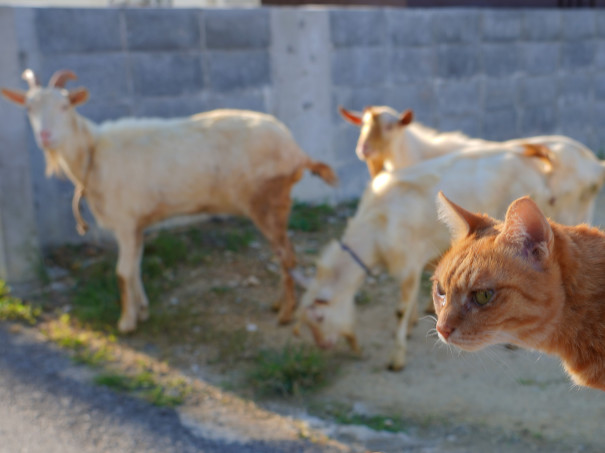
(296, 144), (605, 371)
(339, 106), (597, 188)
(2, 69), (337, 333)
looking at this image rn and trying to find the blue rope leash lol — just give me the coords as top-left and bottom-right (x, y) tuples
(338, 241), (372, 276)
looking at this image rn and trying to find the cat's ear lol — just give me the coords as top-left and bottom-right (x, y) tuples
(436, 192), (491, 241)
(498, 196), (554, 266)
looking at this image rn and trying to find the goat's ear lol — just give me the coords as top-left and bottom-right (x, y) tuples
(399, 109), (413, 126)
(338, 106), (363, 126)
(1, 88), (27, 106)
(68, 88), (89, 106)
(497, 196), (553, 266)
(437, 191), (491, 242)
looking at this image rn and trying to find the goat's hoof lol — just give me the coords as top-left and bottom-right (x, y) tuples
(117, 317), (137, 334)
(271, 300), (281, 312)
(138, 307), (149, 322)
(387, 361), (405, 372)
(277, 313), (293, 325)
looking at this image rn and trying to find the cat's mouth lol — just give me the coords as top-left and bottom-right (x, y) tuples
(441, 334), (487, 352)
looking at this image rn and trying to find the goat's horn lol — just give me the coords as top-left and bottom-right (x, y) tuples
(21, 69), (40, 89)
(49, 70), (77, 88)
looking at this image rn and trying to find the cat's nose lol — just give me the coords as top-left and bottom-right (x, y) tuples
(436, 323), (455, 340)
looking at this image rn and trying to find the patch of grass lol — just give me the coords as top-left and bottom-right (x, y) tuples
(247, 344), (334, 397)
(312, 402), (407, 434)
(71, 258), (121, 327)
(222, 230), (256, 252)
(0, 281), (40, 325)
(94, 370), (190, 407)
(212, 327), (259, 364)
(210, 286), (233, 295)
(516, 377), (566, 390)
(355, 290), (371, 306)
(44, 314), (115, 365)
(146, 231), (188, 268)
(288, 202), (336, 232)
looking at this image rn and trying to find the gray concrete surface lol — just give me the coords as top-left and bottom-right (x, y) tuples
(0, 324), (342, 453)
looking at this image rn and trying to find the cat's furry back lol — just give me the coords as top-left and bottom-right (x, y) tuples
(433, 192), (605, 391)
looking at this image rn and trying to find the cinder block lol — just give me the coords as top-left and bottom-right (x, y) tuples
(330, 9), (386, 48)
(125, 9), (200, 51)
(133, 96), (205, 118)
(520, 42), (559, 76)
(558, 73), (594, 105)
(333, 159), (370, 201)
(436, 44), (479, 79)
(79, 102), (133, 123)
(435, 79), (481, 116)
(208, 50), (270, 92)
(386, 82), (436, 125)
(558, 102), (594, 130)
(436, 113), (481, 137)
(481, 43), (520, 78)
(331, 48), (387, 87)
(201, 90), (267, 112)
(560, 41), (596, 70)
(390, 47), (435, 83)
(483, 77), (516, 110)
(595, 41), (605, 69)
(523, 10), (561, 41)
(131, 52), (203, 96)
(482, 107), (518, 141)
(39, 54), (129, 101)
(593, 73), (605, 100)
(34, 8), (122, 54)
(595, 11), (605, 38)
(332, 86), (390, 123)
(333, 125), (362, 164)
(561, 11), (595, 40)
(482, 10), (522, 42)
(205, 9), (269, 50)
(519, 105), (557, 135)
(432, 10), (480, 44)
(388, 9), (433, 47)
(516, 76), (557, 107)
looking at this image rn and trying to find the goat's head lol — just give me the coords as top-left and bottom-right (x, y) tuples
(339, 105), (413, 161)
(2, 69), (89, 151)
(295, 241), (360, 353)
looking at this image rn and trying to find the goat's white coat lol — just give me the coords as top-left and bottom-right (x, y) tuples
(4, 76), (336, 332)
(298, 145), (605, 370)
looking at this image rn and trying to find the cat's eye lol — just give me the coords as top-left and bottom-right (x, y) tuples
(472, 289), (494, 306)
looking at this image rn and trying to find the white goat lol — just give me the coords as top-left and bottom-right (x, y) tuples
(339, 105), (597, 189)
(2, 69), (337, 333)
(296, 144), (605, 371)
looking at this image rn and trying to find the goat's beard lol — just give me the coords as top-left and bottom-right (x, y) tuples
(43, 149), (65, 178)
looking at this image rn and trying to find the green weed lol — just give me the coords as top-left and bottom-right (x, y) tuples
(247, 344), (334, 397)
(94, 371), (190, 407)
(0, 281), (40, 325)
(312, 402), (408, 433)
(288, 202), (335, 232)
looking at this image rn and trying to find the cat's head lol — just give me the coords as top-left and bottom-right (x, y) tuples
(431, 192), (561, 351)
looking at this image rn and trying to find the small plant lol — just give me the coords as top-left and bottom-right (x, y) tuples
(288, 202), (335, 232)
(94, 370), (190, 407)
(247, 344), (334, 396)
(312, 402), (408, 433)
(0, 281), (40, 325)
(146, 231), (188, 268)
(355, 290), (371, 306)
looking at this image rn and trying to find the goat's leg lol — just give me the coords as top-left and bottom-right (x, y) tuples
(249, 177), (297, 324)
(115, 228), (146, 333)
(388, 272), (421, 371)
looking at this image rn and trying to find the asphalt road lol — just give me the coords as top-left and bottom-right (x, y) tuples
(0, 324), (341, 453)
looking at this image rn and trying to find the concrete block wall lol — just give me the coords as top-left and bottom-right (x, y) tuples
(1, 5), (605, 283)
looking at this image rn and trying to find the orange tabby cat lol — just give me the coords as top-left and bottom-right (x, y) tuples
(432, 191), (605, 391)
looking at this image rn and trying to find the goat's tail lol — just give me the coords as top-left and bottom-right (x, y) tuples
(306, 160), (338, 186)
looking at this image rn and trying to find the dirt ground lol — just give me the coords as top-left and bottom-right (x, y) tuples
(29, 193), (605, 453)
